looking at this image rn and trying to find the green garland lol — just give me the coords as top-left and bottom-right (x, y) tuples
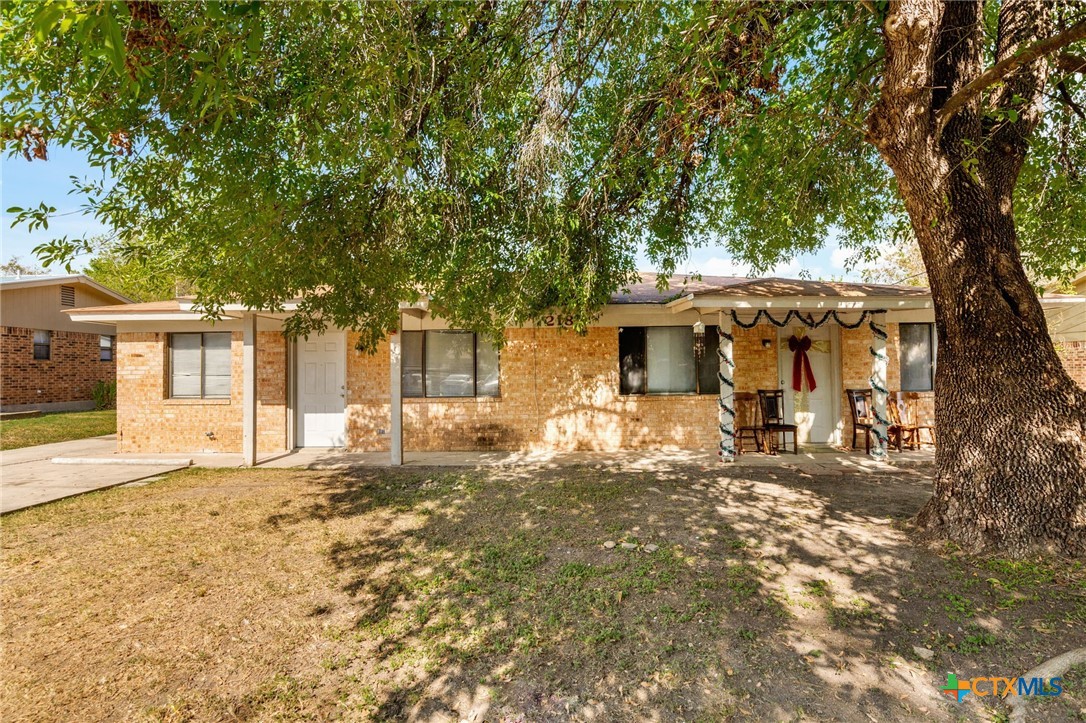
(730, 309), (884, 330)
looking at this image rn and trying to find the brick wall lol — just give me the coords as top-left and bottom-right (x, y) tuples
(1058, 340), (1086, 388)
(116, 331), (288, 454)
(346, 327), (726, 452)
(117, 320), (960, 455)
(0, 326), (115, 407)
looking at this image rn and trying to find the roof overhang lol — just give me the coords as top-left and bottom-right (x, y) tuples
(665, 294), (935, 313)
(1, 274), (134, 304)
(67, 311), (241, 323)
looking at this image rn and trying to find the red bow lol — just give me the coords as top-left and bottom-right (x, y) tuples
(788, 334), (817, 392)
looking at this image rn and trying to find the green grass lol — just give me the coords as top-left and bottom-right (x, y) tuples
(0, 409), (116, 450)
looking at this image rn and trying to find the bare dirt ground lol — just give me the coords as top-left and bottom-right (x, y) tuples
(2, 462), (1084, 722)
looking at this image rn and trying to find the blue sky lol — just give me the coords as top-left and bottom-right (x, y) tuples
(2, 149), (862, 279)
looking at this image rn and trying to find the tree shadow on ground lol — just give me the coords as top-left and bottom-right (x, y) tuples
(266, 460), (1086, 721)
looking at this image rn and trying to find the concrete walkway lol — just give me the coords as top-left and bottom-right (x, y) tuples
(0, 436), (188, 514)
(50, 445), (933, 471)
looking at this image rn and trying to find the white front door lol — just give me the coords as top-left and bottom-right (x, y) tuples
(777, 325), (837, 446)
(297, 332), (346, 447)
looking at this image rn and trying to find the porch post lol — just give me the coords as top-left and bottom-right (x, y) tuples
(242, 312), (258, 467)
(389, 313), (404, 466)
(718, 310), (735, 462)
(869, 311), (890, 459)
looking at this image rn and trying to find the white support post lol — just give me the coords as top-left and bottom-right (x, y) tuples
(869, 311), (889, 460)
(242, 313), (258, 467)
(718, 310), (735, 462)
(389, 316), (403, 466)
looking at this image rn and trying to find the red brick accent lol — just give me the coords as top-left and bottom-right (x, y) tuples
(1058, 340), (1086, 388)
(0, 326), (115, 407)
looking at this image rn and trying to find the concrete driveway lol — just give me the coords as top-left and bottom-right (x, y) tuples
(0, 436), (187, 514)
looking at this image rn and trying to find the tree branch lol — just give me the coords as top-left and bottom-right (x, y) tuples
(935, 17), (1086, 138)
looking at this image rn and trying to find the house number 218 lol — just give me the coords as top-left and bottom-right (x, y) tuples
(543, 314), (575, 327)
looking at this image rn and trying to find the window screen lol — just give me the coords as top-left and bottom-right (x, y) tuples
(402, 331), (424, 398)
(900, 323), (936, 392)
(202, 333), (232, 397)
(99, 335), (114, 361)
(424, 331), (475, 398)
(170, 332), (232, 398)
(401, 331), (500, 398)
(32, 330), (51, 360)
(647, 326), (696, 394)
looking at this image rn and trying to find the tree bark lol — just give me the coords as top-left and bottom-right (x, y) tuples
(868, 0), (1086, 556)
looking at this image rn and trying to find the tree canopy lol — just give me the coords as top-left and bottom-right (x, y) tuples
(2, 1), (1084, 348)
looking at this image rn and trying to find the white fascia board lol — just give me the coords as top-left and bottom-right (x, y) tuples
(67, 312), (241, 322)
(684, 295), (934, 311)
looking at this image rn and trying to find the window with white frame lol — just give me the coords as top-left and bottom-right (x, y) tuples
(32, 330), (51, 360)
(402, 330), (499, 398)
(99, 335), (114, 361)
(169, 332), (232, 398)
(619, 326), (720, 395)
(899, 323), (936, 392)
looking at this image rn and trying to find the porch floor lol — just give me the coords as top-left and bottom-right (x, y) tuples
(53, 447), (934, 472)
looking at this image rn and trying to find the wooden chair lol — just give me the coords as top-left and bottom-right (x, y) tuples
(888, 393), (919, 451)
(733, 392), (765, 455)
(846, 389), (875, 453)
(902, 392), (936, 447)
(757, 389), (797, 454)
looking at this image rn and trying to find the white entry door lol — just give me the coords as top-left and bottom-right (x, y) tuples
(297, 332), (346, 447)
(777, 325), (837, 446)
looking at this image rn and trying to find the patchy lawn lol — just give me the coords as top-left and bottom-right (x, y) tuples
(0, 409), (115, 450)
(2, 462), (1084, 722)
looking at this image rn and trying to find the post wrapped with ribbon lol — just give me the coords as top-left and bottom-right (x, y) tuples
(788, 334), (817, 392)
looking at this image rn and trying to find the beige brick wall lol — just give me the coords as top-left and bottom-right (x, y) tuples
(117, 331), (288, 454)
(116, 319), (973, 455)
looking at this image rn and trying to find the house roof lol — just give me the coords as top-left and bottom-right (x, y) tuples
(70, 299), (183, 314)
(70, 273), (933, 317)
(609, 273), (930, 303)
(609, 273), (748, 303)
(0, 274), (134, 304)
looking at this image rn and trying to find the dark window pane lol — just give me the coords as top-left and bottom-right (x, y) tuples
(619, 327), (647, 395)
(698, 326), (720, 395)
(425, 331), (474, 397)
(99, 335), (114, 361)
(900, 323), (934, 391)
(402, 331), (424, 397)
(33, 330), (51, 360)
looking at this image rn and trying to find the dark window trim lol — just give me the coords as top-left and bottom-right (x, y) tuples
(899, 322), (936, 392)
(403, 330), (501, 399)
(619, 325), (719, 396)
(32, 330), (51, 360)
(99, 335), (114, 362)
(168, 332), (232, 399)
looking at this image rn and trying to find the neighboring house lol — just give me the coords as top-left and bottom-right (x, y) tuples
(1, 275), (133, 411)
(68, 274), (1086, 463)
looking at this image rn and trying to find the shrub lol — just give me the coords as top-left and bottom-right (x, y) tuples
(92, 380), (117, 410)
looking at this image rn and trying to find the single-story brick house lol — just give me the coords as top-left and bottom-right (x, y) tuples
(1, 274), (133, 411)
(68, 274), (1086, 464)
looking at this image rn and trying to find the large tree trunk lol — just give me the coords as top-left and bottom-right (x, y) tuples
(868, 0), (1086, 556)
(911, 189), (1086, 556)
